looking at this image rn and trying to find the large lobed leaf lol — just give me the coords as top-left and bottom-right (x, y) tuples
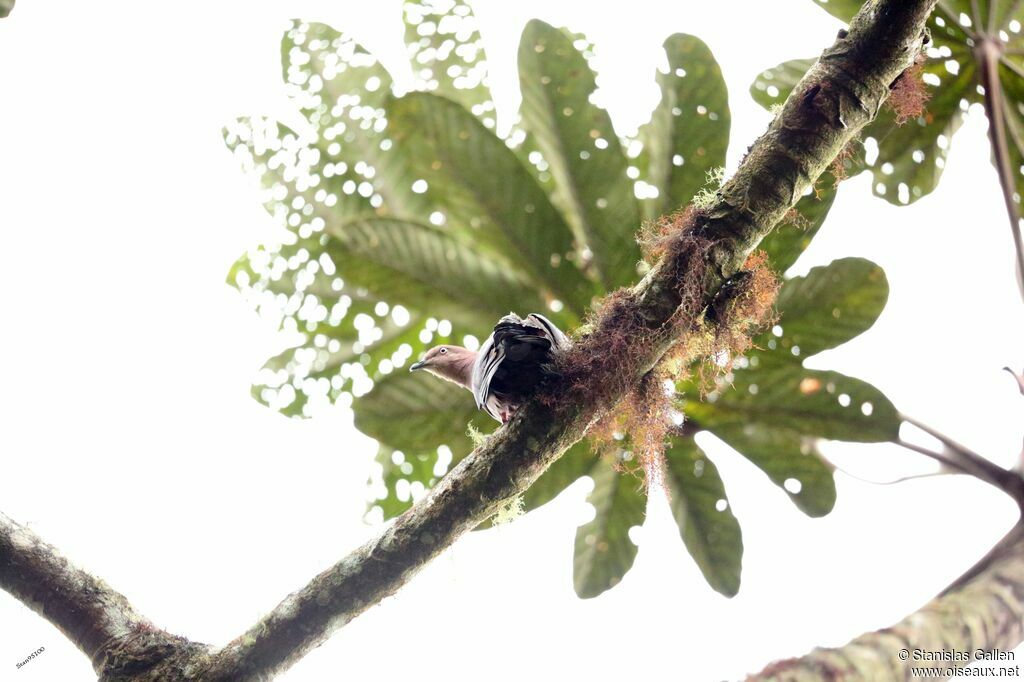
(517, 20), (643, 291)
(573, 458), (647, 598)
(638, 34), (730, 220)
(385, 92), (595, 316)
(404, 0), (493, 117)
(664, 437), (742, 596)
(681, 258), (897, 517)
(226, 3), (900, 602)
(359, 370), (494, 518)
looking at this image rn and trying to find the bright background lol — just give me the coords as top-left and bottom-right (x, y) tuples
(1, 1), (1022, 680)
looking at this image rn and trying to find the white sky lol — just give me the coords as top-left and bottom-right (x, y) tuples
(1, 1), (1023, 680)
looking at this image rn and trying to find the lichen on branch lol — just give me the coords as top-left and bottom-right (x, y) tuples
(0, 2), (940, 680)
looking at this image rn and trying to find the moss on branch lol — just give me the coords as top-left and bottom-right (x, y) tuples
(0, 2), (945, 680)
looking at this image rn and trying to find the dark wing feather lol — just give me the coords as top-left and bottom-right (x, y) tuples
(471, 313), (570, 420)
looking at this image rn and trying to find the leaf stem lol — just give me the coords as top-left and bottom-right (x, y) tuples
(937, 0), (977, 40)
(898, 413), (1024, 505)
(977, 38), (1024, 308)
(971, 0), (984, 34)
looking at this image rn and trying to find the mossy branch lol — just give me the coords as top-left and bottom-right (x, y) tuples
(0, 512), (207, 680)
(748, 521), (1024, 682)
(200, 2), (937, 678)
(0, 1), (938, 679)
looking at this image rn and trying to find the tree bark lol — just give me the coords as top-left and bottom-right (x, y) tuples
(748, 522), (1024, 682)
(0, 513), (209, 680)
(0, 1), (938, 679)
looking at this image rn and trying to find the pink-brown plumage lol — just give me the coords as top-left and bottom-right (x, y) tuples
(409, 313), (569, 423)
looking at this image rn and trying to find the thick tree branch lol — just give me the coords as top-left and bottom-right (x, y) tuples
(0, 513), (206, 679)
(197, 2), (936, 678)
(0, 1), (937, 679)
(747, 521), (1024, 682)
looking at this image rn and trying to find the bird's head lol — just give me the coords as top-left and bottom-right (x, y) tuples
(409, 345), (476, 388)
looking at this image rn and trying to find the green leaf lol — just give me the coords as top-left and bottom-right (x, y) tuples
(278, 22), (426, 217)
(680, 258), (897, 516)
(518, 20), (643, 291)
(522, 441), (599, 512)
(758, 182), (837, 274)
(663, 437), (742, 596)
(705, 423), (836, 517)
(750, 4), (985, 207)
(638, 33), (730, 219)
(0, 0), (14, 18)
(994, 51), (1024, 231)
(757, 257), (888, 358)
(358, 370), (495, 518)
(864, 60), (974, 206)
(282, 21), (392, 125)
(326, 216), (546, 327)
(252, 304), (430, 418)
(387, 92), (595, 317)
(692, 368), (898, 443)
(808, 0), (861, 21)
(684, 365), (895, 519)
(403, 0), (493, 117)
(749, 58), (814, 112)
(573, 459), (647, 598)
(354, 354), (481, 454)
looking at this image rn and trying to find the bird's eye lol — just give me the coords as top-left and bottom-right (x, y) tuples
(439, 348), (447, 354)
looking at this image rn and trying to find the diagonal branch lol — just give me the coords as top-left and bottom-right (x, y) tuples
(196, 2), (937, 678)
(748, 520), (1024, 681)
(0, 1), (938, 679)
(0, 513), (205, 678)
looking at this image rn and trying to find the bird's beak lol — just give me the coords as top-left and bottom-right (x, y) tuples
(409, 360), (426, 372)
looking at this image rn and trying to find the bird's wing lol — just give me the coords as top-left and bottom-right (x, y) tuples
(471, 332), (503, 414)
(525, 312), (571, 351)
(472, 313), (569, 421)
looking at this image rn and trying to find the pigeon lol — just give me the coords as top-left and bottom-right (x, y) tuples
(409, 313), (570, 423)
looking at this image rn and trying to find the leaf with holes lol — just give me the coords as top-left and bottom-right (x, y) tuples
(574, 458), (647, 598)
(386, 92), (594, 317)
(637, 33), (730, 220)
(680, 257), (897, 516)
(751, 53), (972, 206)
(278, 21), (425, 217)
(253, 299), (429, 418)
(705, 423), (835, 517)
(758, 256), (889, 358)
(359, 371), (495, 518)
(228, 9), (898, 602)
(751, 1), (1024, 209)
(518, 20), (643, 291)
(758, 180), (837, 275)
(326, 216), (546, 327)
(404, 0), (493, 117)
(664, 437), (742, 596)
